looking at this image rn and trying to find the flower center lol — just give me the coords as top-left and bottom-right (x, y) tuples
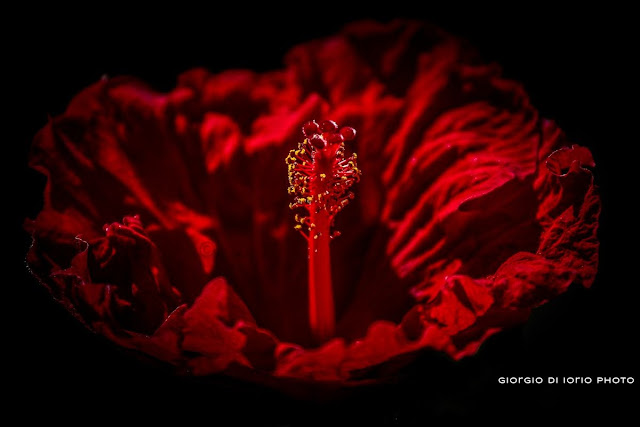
(286, 120), (361, 343)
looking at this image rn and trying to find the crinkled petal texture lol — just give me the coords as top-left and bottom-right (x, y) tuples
(26, 20), (599, 383)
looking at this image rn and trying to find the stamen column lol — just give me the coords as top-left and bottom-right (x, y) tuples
(286, 120), (361, 344)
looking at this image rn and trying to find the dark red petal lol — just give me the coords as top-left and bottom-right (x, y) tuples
(545, 144), (595, 176)
(238, 323), (278, 372)
(41, 216), (181, 334)
(179, 278), (278, 374)
(181, 278), (252, 374)
(341, 321), (410, 375)
(424, 276), (494, 333)
(275, 339), (347, 381)
(103, 305), (187, 364)
(332, 40), (543, 340)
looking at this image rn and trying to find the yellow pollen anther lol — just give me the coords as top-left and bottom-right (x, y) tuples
(288, 123), (361, 245)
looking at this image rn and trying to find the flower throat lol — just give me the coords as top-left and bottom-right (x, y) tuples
(286, 120), (361, 344)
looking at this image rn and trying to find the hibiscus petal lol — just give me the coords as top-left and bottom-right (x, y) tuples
(102, 304), (187, 364)
(275, 338), (347, 381)
(181, 278), (255, 374)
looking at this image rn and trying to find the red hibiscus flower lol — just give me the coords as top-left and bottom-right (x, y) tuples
(25, 19), (599, 385)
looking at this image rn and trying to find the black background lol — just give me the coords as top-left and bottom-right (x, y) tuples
(12, 4), (636, 424)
